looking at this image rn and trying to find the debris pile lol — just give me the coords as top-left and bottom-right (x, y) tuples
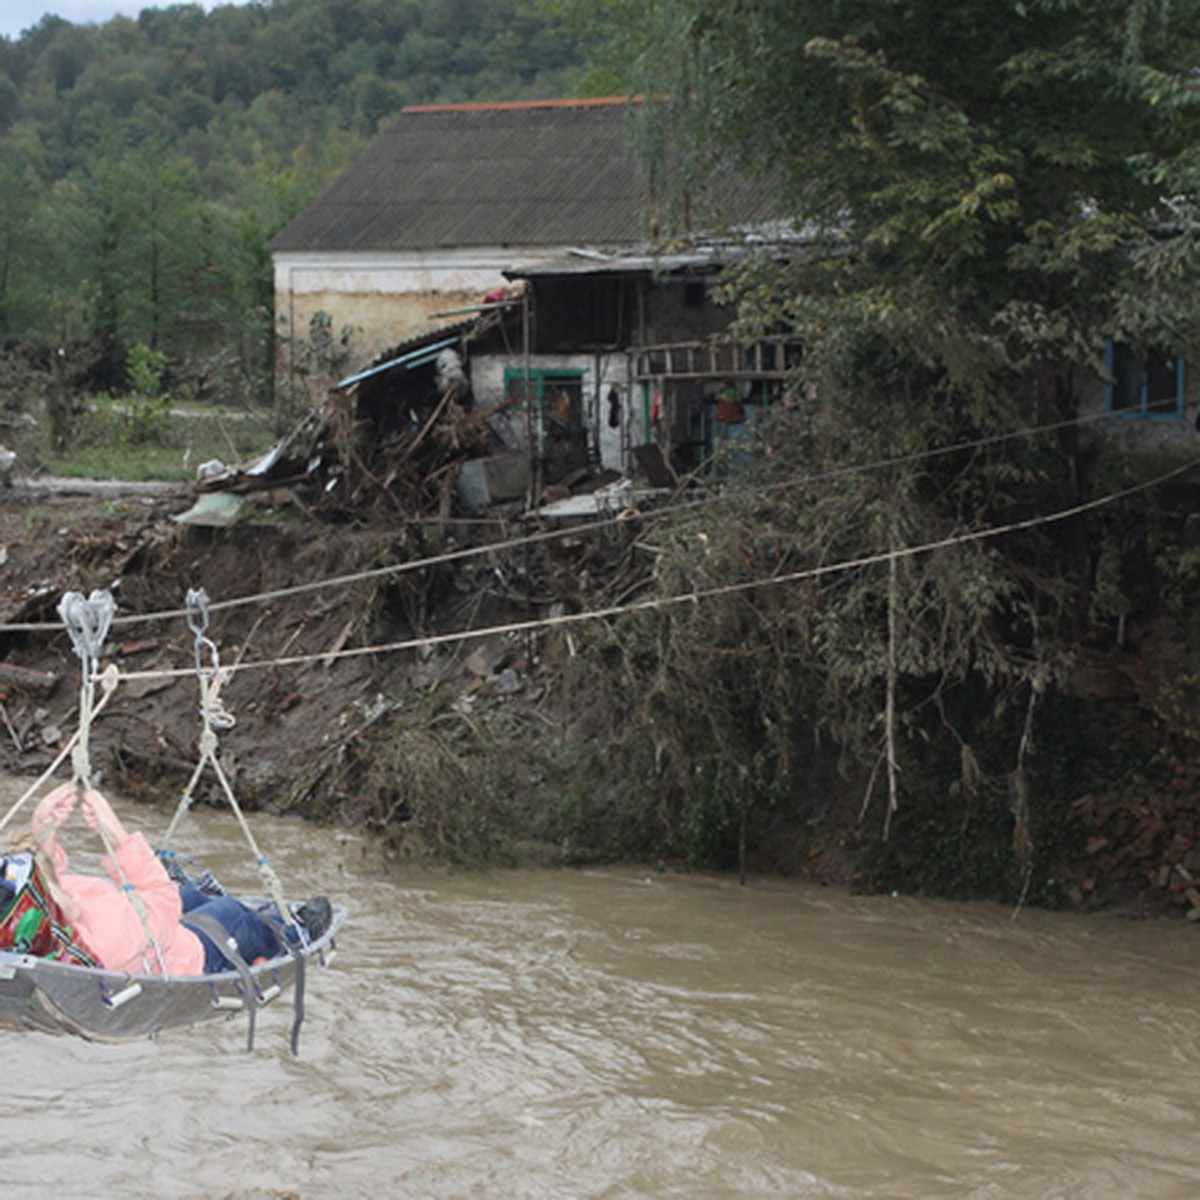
(1070, 759), (1200, 917)
(188, 304), (622, 527)
(189, 345), (496, 523)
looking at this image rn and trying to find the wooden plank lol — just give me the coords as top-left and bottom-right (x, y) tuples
(0, 661), (59, 698)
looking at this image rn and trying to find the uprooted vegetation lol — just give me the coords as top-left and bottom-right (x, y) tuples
(3, 400), (1200, 916)
(0, 486), (669, 864)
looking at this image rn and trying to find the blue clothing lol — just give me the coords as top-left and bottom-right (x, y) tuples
(179, 885), (284, 973)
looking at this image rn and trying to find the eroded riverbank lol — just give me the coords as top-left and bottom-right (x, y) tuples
(4, 481), (1200, 913)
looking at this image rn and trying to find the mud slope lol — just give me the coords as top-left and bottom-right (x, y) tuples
(0, 485), (415, 811)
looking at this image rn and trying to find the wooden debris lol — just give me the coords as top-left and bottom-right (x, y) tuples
(0, 701), (21, 751)
(117, 638), (159, 657)
(322, 619), (355, 669)
(0, 660), (59, 698)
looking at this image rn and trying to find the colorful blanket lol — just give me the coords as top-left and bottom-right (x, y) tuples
(0, 851), (97, 967)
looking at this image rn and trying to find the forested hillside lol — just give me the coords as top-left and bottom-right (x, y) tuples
(0, 0), (587, 404)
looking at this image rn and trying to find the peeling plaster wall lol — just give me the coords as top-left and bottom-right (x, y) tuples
(272, 247), (569, 395)
(287, 286), (479, 347)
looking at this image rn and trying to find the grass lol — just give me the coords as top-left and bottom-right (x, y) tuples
(36, 400), (278, 483)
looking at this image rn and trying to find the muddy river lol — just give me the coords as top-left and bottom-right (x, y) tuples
(3, 776), (1199, 1199)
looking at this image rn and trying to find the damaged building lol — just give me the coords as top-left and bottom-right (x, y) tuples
(204, 241), (811, 521)
(225, 96), (813, 521)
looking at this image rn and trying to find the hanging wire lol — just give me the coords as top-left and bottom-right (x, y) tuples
(0, 405), (1151, 637)
(102, 456), (1200, 690)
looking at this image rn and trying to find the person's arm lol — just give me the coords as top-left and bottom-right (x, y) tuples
(104, 829), (186, 954)
(79, 787), (188, 960)
(79, 787), (132, 849)
(30, 782), (77, 873)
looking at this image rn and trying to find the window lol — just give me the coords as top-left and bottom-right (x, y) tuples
(1106, 339), (1185, 418)
(503, 368), (584, 418)
(503, 367), (589, 469)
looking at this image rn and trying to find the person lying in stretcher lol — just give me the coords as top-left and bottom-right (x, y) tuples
(1, 783), (329, 974)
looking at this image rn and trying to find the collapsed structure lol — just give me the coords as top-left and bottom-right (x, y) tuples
(204, 97), (806, 524)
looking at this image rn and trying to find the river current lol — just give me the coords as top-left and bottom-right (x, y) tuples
(3, 776), (1199, 1199)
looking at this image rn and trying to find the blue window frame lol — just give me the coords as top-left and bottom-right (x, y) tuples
(1106, 339), (1185, 418)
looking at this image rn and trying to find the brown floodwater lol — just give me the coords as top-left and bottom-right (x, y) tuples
(3, 775), (1200, 1199)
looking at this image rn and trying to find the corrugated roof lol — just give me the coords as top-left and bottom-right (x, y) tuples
(269, 98), (781, 255)
(503, 223), (836, 279)
(270, 100), (647, 254)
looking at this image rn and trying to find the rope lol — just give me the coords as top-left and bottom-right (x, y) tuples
(101, 456), (1199, 688)
(0, 405), (1155, 636)
(165, 592), (309, 1054)
(0, 666), (118, 837)
(161, 589), (298, 936)
(58, 589), (168, 976)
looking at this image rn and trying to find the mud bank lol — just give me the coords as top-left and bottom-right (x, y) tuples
(4, 480), (1200, 918)
(1, 485), (443, 812)
(0, 481), (644, 861)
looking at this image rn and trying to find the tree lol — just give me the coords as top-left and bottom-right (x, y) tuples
(598, 1), (1200, 359)
(0, 0), (591, 405)
(0, 139), (40, 333)
(562, 1), (1200, 886)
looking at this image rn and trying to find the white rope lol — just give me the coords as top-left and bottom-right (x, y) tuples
(58, 589), (168, 976)
(161, 589), (297, 931)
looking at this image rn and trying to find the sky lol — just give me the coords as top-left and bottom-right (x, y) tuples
(1, 2), (227, 40)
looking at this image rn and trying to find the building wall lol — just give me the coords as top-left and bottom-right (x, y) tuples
(272, 249), (749, 477)
(272, 247), (572, 401)
(642, 277), (730, 345)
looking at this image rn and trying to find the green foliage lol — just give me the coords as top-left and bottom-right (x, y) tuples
(1156, 543), (1200, 619)
(125, 341), (166, 397)
(120, 342), (171, 444)
(568, 405), (1068, 875)
(574, 0), (1200, 376)
(545, 0), (1200, 894)
(0, 0), (590, 393)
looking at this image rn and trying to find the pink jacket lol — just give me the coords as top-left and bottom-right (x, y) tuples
(46, 831), (205, 976)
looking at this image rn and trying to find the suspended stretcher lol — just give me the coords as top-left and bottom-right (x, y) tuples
(0, 893), (343, 1044)
(0, 588), (345, 1051)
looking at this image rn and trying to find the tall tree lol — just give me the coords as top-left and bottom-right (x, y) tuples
(647, 1), (1198, 389)
(564, 0), (1200, 884)
(0, 137), (40, 333)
